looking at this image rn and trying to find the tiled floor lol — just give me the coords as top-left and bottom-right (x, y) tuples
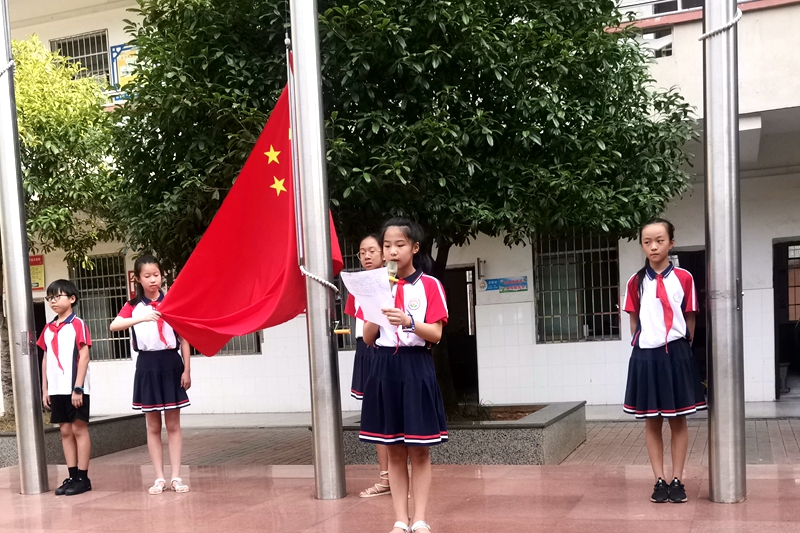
(8, 411), (800, 531)
(565, 420), (800, 466)
(5, 462), (800, 532)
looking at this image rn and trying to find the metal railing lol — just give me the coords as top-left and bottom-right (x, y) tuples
(533, 233), (621, 343)
(69, 254), (132, 361)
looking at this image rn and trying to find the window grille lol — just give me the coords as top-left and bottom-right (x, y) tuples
(640, 28), (673, 58)
(788, 245), (800, 321)
(334, 238), (362, 351)
(50, 30), (110, 82)
(69, 254), (132, 361)
(199, 332), (262, 356)
(533, 233), (621, 343)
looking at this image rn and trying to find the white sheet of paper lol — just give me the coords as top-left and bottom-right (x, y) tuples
(340, 268), (395, 330)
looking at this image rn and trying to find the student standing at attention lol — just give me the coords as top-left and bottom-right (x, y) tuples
(360, 217), (449, 533)
(623, 218), (706, 503)
(110, 255), (192, 494)
(345, 234), (395, 498)
(39, 279), (92, 496)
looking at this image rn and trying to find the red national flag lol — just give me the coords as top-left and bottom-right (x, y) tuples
(158, 86), (344, 356)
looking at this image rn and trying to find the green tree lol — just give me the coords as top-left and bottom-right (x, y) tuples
(321, 0), (695, 268)
(1, 37), (117, 414)
(112, 0), (290, 276)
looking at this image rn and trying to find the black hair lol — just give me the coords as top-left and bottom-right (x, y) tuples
(380, 217), (434, 275)
(46, 279), (80, 307)
(130, 254), (163, 305)
(360, 233), (382, 248)
(636, 217), (676, 295)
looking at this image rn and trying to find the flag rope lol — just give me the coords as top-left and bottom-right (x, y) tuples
(0, 60), (14, 77)
(698, 8), (742, 41)
(300, 265), (339, 293)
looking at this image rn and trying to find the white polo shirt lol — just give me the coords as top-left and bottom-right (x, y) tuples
(371, 270), (449, 348)
(37, 314), (92, 395)
(117, 292), (179, 352)
(624, 263), (698, 349)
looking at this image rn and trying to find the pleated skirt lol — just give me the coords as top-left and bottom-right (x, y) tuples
(359, 346), (448, 446)
(132, 349), (191, 412)
(623, 338), (706, 418)
(350, 339), (374, 400)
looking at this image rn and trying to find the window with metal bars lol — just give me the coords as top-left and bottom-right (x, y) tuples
(50, 30), (110, 83)
(788, 245), (800, 321)
(533, 234), (621, 343)
(69, 254), (132, 361)
(333, 238), (362, 351)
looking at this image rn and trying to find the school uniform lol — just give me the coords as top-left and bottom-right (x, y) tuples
(117, 292), (190, 412)
(623, 263), (706, 418)
(344, 294), (375, 400)
(359, 269), (449, 446)
(37, 314), (92, 424)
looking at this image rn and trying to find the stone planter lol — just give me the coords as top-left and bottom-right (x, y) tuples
(0, 414), (147, 469)
(343, 401), (586, 465)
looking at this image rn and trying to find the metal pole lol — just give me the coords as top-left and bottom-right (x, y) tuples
(0, 0), (49, 494)
(288, 0), (347, 500)
(703, 0), (746, 503)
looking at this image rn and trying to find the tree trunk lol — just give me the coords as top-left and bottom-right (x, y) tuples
(0, 269), (12, 416)
(430, 240), (460, 414)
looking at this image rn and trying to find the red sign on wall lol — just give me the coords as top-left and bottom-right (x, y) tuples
(128, 270), (136, 300)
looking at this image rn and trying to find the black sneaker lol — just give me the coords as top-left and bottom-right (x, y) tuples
(54, 478), (73, 496)
(668, 478), (687, 503)
(65, 477), (92, 496)
(651, 478), (669, 503)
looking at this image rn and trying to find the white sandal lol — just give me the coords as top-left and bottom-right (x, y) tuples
(360, 470), (391, 498)
(391, 521), (410, 533)
(170, 477), (190, 493)
(148, 478), (166, 495)
(411, 521), (432, 532)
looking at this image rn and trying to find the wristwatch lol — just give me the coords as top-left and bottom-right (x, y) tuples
(73, 386), (84, 394)
(403, 314), (416, 333)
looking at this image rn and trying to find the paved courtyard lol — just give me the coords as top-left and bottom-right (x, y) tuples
(5, 418), (800, 531)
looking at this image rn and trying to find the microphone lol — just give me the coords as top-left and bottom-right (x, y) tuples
(387, 261), (398, 283)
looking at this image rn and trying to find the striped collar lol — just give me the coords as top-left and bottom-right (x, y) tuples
(646, 262), (674, 280)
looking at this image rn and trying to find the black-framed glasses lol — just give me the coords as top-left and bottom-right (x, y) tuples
(44, 294), (68, 303)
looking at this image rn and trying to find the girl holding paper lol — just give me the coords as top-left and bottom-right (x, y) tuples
(360, 217), (448, 533)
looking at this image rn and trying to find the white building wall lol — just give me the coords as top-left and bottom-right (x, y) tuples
(648, 4), (800, 116)
(10, 0), (137, 47)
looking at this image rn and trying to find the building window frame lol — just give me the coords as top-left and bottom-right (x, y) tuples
(50, 29), (111, 83)
(533, 232), (621, 344)
(69, 254), (132, 361)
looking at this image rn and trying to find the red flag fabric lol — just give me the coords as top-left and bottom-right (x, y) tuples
(158, 86), (344, 356)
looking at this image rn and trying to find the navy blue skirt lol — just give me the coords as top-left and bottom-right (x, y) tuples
(623, 338), (706, 419)
(132, 350), (191, 412)
(350, 339), (374, 400)
(359, 346), (448, 446)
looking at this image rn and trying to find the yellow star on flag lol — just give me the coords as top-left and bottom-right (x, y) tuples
(264, 145), (280, 164)
(270, 176), (287, 196)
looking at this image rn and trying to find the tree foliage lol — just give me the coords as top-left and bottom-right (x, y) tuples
(112, 0), (290, 275)
(321, 0), (695, 259)
(114, 0), (694, 274)
(14, 37), (118, 264)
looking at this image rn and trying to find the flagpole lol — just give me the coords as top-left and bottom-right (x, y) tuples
(285, 41), (305, 267)
(288, 0), (347, 500)
(0, 0), (49, 494)
(702, 1), (746, 503)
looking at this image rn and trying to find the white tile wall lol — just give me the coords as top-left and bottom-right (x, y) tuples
(91, 316), (363, 415)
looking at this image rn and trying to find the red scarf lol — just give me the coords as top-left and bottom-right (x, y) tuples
(656, 273), (674, 352)
(47, 321), (67, 373)
(146, 300), (169, 346)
